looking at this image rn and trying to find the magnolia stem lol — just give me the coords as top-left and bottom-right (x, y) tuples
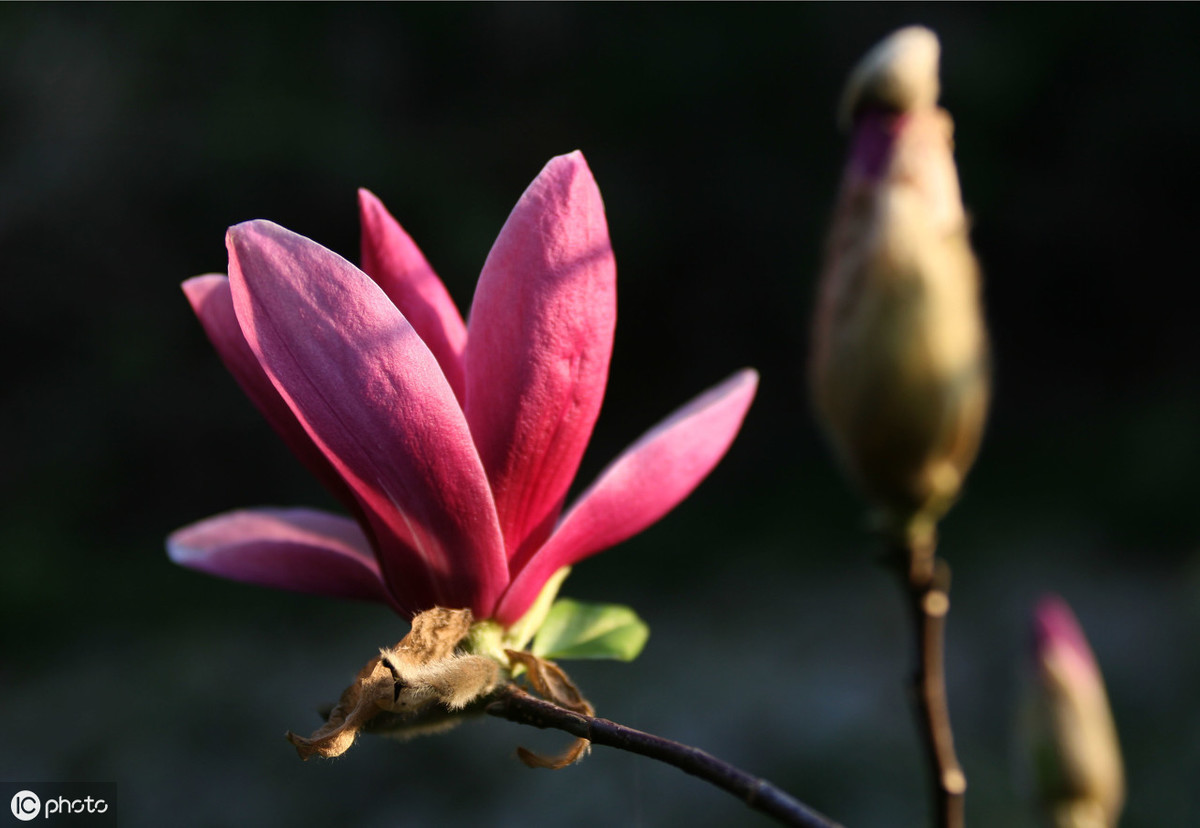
(486, 684), (843, 828)
(893, 533), (966, 828)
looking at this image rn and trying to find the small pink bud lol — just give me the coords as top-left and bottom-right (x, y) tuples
(1031, 596), (1125, 828)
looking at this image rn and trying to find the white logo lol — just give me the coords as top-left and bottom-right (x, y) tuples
(10, 790), (40, 821)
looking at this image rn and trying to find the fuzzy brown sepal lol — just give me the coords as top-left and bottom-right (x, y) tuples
(287, 607), (500, 759)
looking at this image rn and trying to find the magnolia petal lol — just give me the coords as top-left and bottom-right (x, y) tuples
(167, 507), (393, 605)
(495, 369), (758, 625)
(358, 189), (468, 403)
(226, 220), (508, 618)
(464, 151), (616, 562)
(182, 275), (363, 516)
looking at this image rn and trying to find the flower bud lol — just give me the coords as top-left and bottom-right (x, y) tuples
(837, 26), (941, 130)
(810, 26), (989, 539)
(1030, 596), (1125, 828)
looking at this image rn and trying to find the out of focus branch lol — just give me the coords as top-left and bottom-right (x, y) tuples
(892, 533), (966, 828)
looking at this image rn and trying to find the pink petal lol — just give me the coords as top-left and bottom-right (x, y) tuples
(358, 189), (468, 403)
(167, 507), (394, 606)
(227, 220), (508, 618)
(182, 275), (361, 517)
(495, 369), (758, 625)
(464, 151), (616, 563)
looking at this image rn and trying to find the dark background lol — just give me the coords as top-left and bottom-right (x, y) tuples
(2, 4), (1197, 826)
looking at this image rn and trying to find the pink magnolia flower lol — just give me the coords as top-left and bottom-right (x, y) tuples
(169, 152), (757, 627)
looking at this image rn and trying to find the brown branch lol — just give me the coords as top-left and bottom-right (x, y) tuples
(891, 532), (966, 828)
(486, 684), (843, 828)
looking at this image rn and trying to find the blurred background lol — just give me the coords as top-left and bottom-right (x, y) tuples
(2, 4), (1197, 826)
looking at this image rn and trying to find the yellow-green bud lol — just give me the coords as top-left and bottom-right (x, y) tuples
(811, 26), (989, 540)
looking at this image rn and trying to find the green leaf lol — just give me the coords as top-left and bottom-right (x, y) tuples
(531, 598), (649, 662)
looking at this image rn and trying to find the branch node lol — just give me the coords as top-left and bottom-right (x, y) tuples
(922, 590), (950, 617)
(942, 769), (967, 795)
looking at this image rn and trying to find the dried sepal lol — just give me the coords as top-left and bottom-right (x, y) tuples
(505, 650), (593, 715)
(395, 606), (477, 664)
(516, 738), (591, 770)
(505, 649), (594, 768)
(366, 694), (491, 742)
(287, 654), (396, 759)
(286, 607), (499, 760)
(381, 651), (501, 711)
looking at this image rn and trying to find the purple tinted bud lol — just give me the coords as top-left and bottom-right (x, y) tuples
(1030, 595), (1124, 828)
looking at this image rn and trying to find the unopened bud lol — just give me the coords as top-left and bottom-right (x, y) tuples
(838, 26), (941, 130)
(1030, 596), (1125, 828)
(810, 26), (989, 540)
